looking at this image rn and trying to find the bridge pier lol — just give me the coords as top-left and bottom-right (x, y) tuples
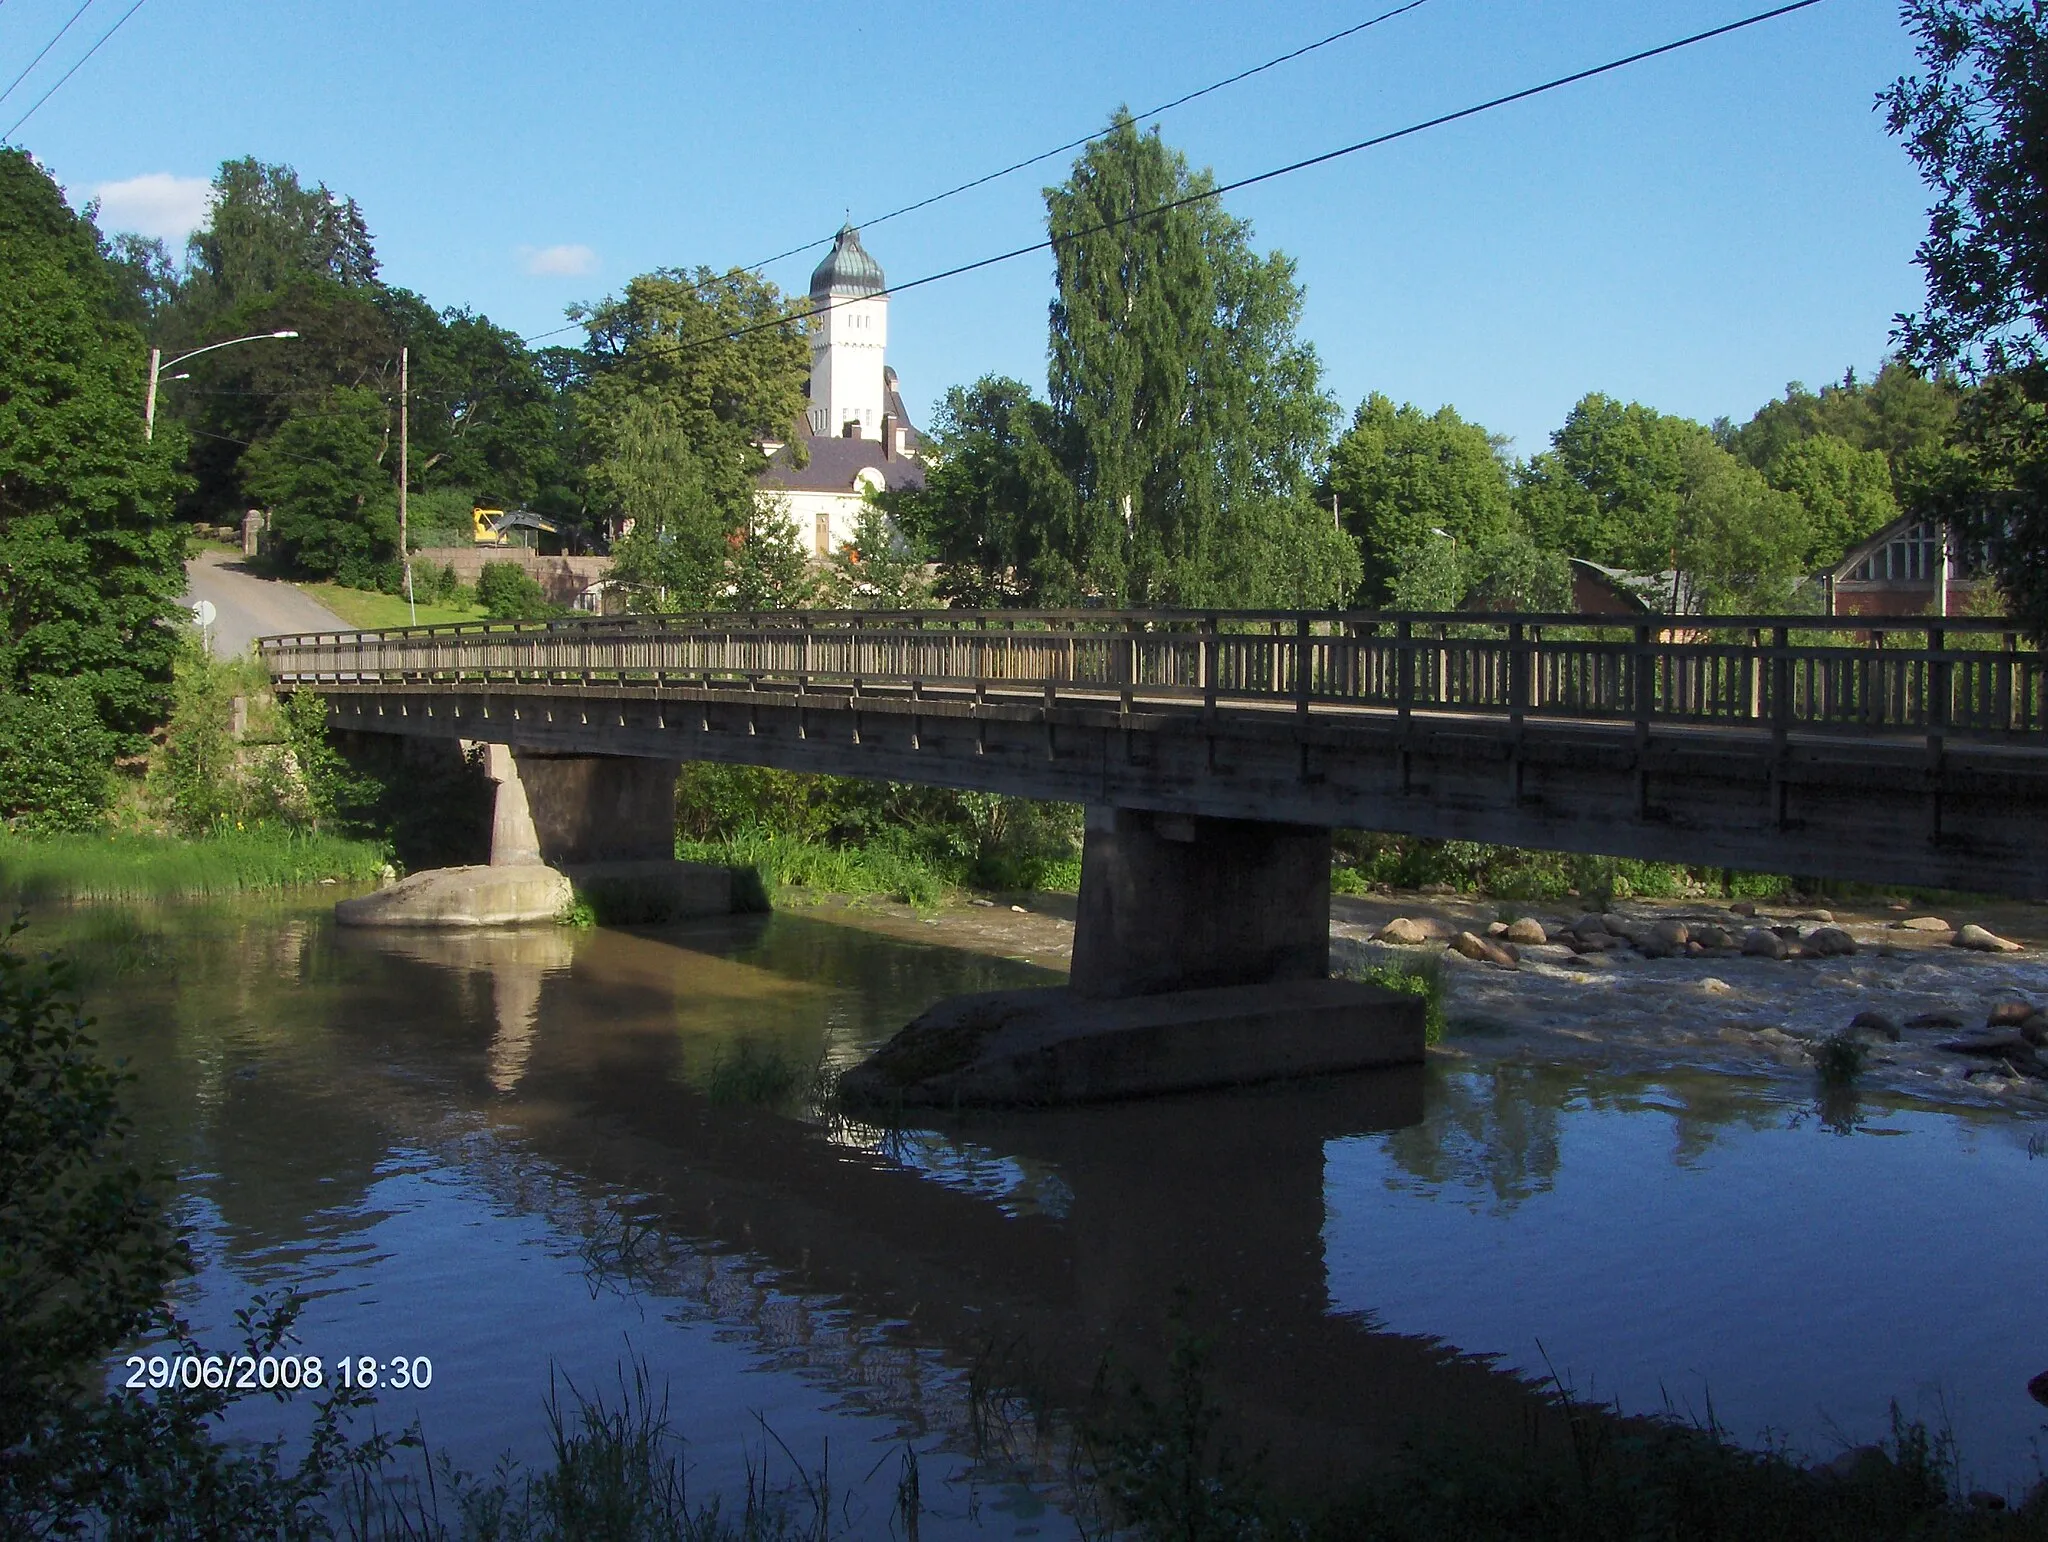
(843, 805), (1420, 1106)
(486, 749), (680, 867)
(1070, 806), (1331, 998)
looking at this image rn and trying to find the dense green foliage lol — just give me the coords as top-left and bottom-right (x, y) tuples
(475, 560), (557, 620)
(0, 684), (115, 834)
(1882, 2), (2048, 634)
(0, 150), (187, 762)
(583, 268), (811, 609)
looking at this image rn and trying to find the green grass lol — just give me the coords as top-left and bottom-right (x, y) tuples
(0, 828), (389, 902)
(679, 828), (952, 910)
(294, 581), (485, 630)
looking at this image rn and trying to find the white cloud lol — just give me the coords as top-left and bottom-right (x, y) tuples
(518, 243), (599, 278)
(91, 173), (213, 242)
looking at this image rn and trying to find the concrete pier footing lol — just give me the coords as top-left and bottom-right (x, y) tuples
(847, 804), (1421, 1105)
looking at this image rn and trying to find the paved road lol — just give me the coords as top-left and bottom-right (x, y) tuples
(182, 549), (350, 659)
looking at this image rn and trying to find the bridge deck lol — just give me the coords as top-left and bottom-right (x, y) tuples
(262, 610), (2048, 896)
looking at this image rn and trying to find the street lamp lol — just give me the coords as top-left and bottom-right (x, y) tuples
(144, 331), (299, 440)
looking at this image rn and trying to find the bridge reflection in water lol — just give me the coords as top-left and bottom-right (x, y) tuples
(323, 916), (1566, 1491)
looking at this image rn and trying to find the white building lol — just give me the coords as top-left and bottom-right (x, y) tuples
(758, 225), (924, 559)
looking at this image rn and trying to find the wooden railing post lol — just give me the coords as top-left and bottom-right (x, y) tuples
(1296, 614), (1312, 720)
(1508, 620), (1526, 731)
(1201, 615), (1218, 719)
(1633, 624), (1654, 745)
(1928, 623), (1948, 755)
(1772, 624), (1791, 753)
(1122, 615), (1137, 718)
(1397, 618), (1414, 729)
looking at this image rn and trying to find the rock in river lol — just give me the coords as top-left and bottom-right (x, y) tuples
(1892, 915), (1953, 932)
(1451, 931), (1519, 967)
(1504, 916), (1548, 946)
(1849, 1009), (1903, 1041)
(1987, 1000), (2038, 1027)
(1954, 923), (2024, 953)
(1742, 928), (1790, 961)
(1374, 916), (1436, 946)
(1906, 1010), (1967, 1029)
(1805, 926), (1858, 957)
(1937, 1029), (2028, 1057)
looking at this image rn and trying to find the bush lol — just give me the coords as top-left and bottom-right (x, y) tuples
(0, 685), (114, 833)
(476, 561), (557, 620)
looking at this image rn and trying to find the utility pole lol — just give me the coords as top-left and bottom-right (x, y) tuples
(144, 348), (162, 441)
(400, 346), (415, 625)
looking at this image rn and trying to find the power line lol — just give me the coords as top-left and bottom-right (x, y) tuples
(0, 0), (96, 111)
(585, 0), (1832, 370)
(517, 0), (1441, 346)
(3, 0), (150, 139)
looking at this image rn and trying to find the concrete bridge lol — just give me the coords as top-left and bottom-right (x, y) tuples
(262, 608), (2048, 1095)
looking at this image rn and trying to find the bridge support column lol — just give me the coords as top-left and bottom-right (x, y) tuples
(1069, 806), (1331, 998)
(843, 805), (1420, 1106)
(496, 752), (680, 866)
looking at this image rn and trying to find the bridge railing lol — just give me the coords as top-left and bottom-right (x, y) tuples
(259, 610), (2048, 744)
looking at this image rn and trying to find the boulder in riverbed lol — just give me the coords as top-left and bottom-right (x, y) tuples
(1849, 1009), (1902, 1041)
(2021, 1013), (2048, 1047)
(1892, 915), (1952, 932)
(1451, 931), (1519, 967)
(1374, 916), (1436, 946)
(1954, 923), (2023, 953)
(1742, 928), (1790, 960)
(1504, 916), (1548, 946)
(1987, 1000), (2037, 1027)
(1805, 926), (1858, 957)
(1938, 1029), (2028, 1057)
(1906, 1010), (1967, 1029)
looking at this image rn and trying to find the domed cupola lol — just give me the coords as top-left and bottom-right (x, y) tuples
(809, 224), (885, 300)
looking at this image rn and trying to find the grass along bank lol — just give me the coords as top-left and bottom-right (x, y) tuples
(292, 580), (485, 630)
(0, 828), (387, 902)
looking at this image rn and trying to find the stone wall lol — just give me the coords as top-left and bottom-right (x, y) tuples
(412, 547), (613, 609)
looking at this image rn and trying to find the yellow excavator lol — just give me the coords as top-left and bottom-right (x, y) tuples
(471, 506), (559, 547)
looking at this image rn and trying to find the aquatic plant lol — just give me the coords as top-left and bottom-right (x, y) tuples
(1811, 1029), (1869, 1086)
(703, 1038), (811, 1108)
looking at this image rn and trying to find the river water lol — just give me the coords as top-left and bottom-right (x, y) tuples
(38, 892), (2048, 1531)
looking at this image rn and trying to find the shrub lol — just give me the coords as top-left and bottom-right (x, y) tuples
(0, 685), (114, 833)
(476, 561), (556, 620)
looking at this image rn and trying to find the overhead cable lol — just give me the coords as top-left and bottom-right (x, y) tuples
(583, 0), (1832, 366)
(0, 0), (96, 111)
(517, 0), (1440, 345)
(3, 0), (151, 138)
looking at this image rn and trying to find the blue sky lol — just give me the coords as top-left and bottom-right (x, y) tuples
(9, 0), (1927, 456)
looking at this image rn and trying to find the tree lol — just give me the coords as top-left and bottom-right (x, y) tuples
(729, 498), (817, 610)
(580, 268), (809, 609)
(821, 501), (933, 610)
(885, 376), (1077, 606)
(1883, 1), (2048, 632)
(1760, 432), (1899, 567)
(475, 560), (557, 620)
(1726, 361), (1958, 473)
(239, 386), (398, 584)
(1518, 393), (1807, 610)
(1327, 393), (1519, 604)
(1043, 115), (1354, 607)
(175, 157), (378, 333)
(0, 149), (187, 753)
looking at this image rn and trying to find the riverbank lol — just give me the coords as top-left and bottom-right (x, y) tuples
(0, 828), (388, 902)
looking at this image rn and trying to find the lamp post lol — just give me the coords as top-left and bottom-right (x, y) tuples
(144, 330), (299, 440)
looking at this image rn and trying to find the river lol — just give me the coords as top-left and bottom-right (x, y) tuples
(34, 889), (2048, 1532)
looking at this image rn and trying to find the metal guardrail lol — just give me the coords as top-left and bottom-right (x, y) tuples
(259, 610), (2048, 746)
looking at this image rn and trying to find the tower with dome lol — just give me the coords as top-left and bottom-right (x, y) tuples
(758, 225), (925, 560)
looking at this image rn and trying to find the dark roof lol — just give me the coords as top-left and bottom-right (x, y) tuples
(759, 434), (925, 494)
(810, 225), (884, 300)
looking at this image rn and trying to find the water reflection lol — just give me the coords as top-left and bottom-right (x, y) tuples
(42, 899), (2048, 1513)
